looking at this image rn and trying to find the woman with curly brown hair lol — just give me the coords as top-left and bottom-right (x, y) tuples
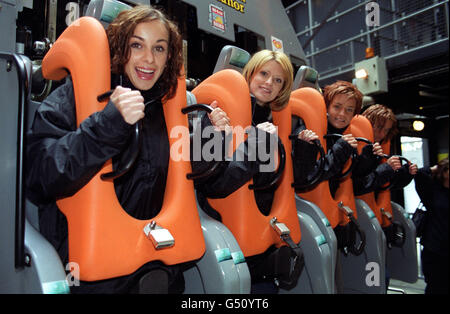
(26, 5), (224, 294)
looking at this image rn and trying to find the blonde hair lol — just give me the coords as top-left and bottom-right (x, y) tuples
(242, 50), (293, 111)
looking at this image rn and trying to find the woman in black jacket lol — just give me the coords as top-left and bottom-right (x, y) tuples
(291, 84), (404, 200)
(292, 81), (400, 262)
(415, 158), (449, 294)
(292, 81), (360, 198)
(194, 50), (297, 293)
(354, 104), (418, 196)
(195, 50), (295, 216)
(26, 5), (226, 294)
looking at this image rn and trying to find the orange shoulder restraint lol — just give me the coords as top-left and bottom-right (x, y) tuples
(290, 88), (356, 228)
(324, 116), (372, 226)
(328, 116), (374, 226)
(350, 115), (393, 227)
(41, 17), (205, 281)
(192, 69), (301, 257)
(376, 139), (395, 227)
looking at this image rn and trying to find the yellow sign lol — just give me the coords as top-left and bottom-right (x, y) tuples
(216, 0), (246, 14)
(438, 153), (448, 162)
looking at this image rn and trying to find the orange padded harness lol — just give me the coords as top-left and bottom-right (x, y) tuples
(376, 140), (395, 227)
(348, 115), (393, 227)
(41, 17), (205, 281)
(290, 88), (357, 228)
(192, 69), (301, 257)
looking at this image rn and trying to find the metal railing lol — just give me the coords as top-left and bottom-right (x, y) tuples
(286, 0), (449, 81)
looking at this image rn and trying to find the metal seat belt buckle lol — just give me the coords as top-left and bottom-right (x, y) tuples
(270, 217), (290, 237)
(270, 217), (299, 249)
(338, 201), (354, 217)
(381, 208), (393, 221)
(143, 221), (175, 249)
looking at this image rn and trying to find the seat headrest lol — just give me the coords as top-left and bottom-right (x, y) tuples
(85, 0), (131, 28)
(213, 45), (251, 74)
(293, 65), (321, 92)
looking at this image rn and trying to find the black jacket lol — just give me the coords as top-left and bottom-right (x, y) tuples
(291, 117), (355, 196)
(415, 167), (449, 256)
(193, 97), (278, 218)
(26, 75), (180, 293)
(351, 143), (413, 196)
(291, 117), (410, 197)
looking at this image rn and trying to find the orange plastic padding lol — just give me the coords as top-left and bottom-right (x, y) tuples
(350, 115), (393, 227)
(376, 139), (394, 227)
(192, 69), (301, 257)
(328, 117), (370, 224)
(290, 88), (355, 228)
(41, 17), (205, 281)
(365, 138), (394, 227)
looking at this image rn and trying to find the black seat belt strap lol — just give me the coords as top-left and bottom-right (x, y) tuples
(381, 207), (406, 248)
(338, 202), (366, 256)
(270, 217), (305, 289)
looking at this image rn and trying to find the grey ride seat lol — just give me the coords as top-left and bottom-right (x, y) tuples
(338, 115), (387, 294)
(340, 199), (386, 294)
(182, 45), (252, 293)
(282, 66), (336, 294)
(0, 51), (69, 293)
(386, 201), (418, 284)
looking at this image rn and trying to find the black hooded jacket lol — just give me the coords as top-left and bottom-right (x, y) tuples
(26, 75), (180, 293)
(351, 142), (414, 196)
(193, 97), (278, 218)
(291, 117), (404, 197)
(291, 117), (355, 196)
(414, 166), (449, 256)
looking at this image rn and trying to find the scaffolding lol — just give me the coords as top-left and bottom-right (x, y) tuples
(285, 0), (449, 82)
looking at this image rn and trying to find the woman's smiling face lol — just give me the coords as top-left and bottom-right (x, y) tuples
(124, 19), (169, 91)
(249, 60), (285, 106)
(327, 93), (357, 129)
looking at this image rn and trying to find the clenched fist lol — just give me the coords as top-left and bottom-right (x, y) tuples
(110, 86), (145, 125)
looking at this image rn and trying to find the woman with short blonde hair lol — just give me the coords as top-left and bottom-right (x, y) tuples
(242, 49), (294, 111)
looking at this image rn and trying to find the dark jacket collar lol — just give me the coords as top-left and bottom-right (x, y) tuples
(327, 121), (348, 135)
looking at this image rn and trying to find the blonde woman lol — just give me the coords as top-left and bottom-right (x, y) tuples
(195, 50), (297, 293)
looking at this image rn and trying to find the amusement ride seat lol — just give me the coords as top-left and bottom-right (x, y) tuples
(352, 116), (418, 284)
(181, 45), (252, 294)
(1, 0), (224, 293)
(290, 66), (392, 293)
(342, 115), (387, 293)
(191, 47), (304, 291)
(40, 15), (206, 283)
(0, 51), (69, 293)
(286, 66), (337, 294)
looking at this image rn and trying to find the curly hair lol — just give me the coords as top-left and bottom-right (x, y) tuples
(362, 104), (398, 141)
(106, 5), (183, 99)
(242, 50), (294, 111)
(323, 80), (363, 115)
